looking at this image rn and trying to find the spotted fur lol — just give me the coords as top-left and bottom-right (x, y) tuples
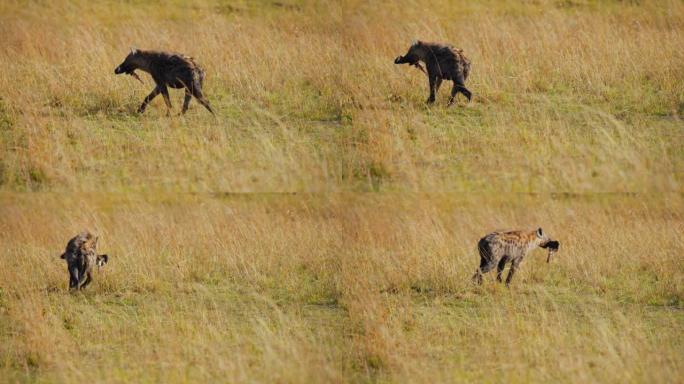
(59, 231), (108, 291)
(472, 228), (558, 286)
(114, 48), (214, 115)
(394, 40), (472, 105)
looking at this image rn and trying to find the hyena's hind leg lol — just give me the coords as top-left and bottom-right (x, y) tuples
(448, 73), (472, 106)
(496, 256), (510, 283)
(473, 239), (497, 285)
(185, 72), (214, 115)
(472, 269), (483, 284)
(191, 88), (214, 115)
(159, 85), (173, 115)
(472, 260), (496, 285)
(182, 89), (192, 114)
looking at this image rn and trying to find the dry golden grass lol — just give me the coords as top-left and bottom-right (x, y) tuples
(0, 0), (682, 192)
(0, 193), (682, 383)
(0, 0), (683, 383)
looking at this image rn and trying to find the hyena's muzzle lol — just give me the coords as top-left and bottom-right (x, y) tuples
(114, 62), (143, 83)
(114, 63), (132, 75)
(394, 52), (418, 65)
(394, 53), (426, 75)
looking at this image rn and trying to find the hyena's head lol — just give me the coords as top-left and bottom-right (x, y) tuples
(114, 48), (144, 75)
(80, 233), (98, 258)
(535, 228), (560, 263)
(81, 234), (109, 268)
(394, 40), (426, 65)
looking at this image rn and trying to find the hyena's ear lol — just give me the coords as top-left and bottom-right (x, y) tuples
(130, 47), (138, 54)
(411, 40), (419, 46)
(536, 228), (544, 238)
(96, 254), (108, 267)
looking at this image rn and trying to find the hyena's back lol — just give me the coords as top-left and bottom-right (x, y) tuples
(428, 44), (471, 81)
(152, 52), (205, 89)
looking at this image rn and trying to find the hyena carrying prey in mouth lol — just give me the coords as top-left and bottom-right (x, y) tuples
(394, 40), (472, 106)
(60, 231), (109, 291)
(473, 228), (560, 286)
(114, 48), (214, 115)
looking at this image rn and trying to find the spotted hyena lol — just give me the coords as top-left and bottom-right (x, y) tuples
(114, 48), (214, 115)
(394, 40), (472, 105)
(59, 231), (109, 291)
(472, 228), (560, 286)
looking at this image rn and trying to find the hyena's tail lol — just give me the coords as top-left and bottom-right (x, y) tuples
(462, 60), (471, 81)
(194, 68), (205, 89)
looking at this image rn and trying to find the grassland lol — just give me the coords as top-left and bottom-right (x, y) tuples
(0, 0), (682, 383)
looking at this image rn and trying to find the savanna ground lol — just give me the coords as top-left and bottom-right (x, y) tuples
(0, 0), (682, 383)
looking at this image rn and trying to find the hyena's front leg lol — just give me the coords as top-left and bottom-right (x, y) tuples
(68, 265), (80, 290)
(435, 77), (443, 94)
(79, 271), (93, 289)
(505, 258), (522, 286)
(138, 86), (161, 114)
(427, 75), (438, 104)
(76, 266), (91, 290)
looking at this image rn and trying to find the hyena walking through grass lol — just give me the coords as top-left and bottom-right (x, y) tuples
(473, 228), (560, 286)
(114, 49), (214, 115)
(394, 40), (472, 106)
(60, 231), (108, 291)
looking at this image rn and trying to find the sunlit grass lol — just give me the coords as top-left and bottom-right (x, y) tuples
(0, 0), (682, 382)
(0, 193), (682, 382)
(0, 0), (681, 192)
